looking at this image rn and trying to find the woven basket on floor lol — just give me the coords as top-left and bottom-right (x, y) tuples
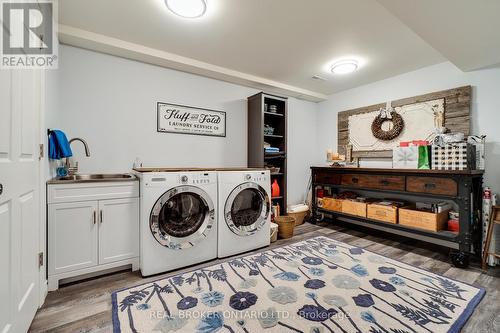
(270, 222), (279, 243)
(288, 210), (308, 226)
(275, 216), (296, 239)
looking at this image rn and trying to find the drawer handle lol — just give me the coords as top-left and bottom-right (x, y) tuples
(351, 177), (359, 184)
(424, 183), (436, 189)
(93, 210), (96, 225)
(380, 180), (390, 186)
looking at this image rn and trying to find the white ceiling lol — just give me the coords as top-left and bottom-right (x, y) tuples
(58, 0), (498, 101)
(378, 0), (500, 72)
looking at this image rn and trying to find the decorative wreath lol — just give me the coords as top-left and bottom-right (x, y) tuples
(371, 111), (404, 141)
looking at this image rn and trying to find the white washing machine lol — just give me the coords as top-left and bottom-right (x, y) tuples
(137, 171), (218, 276)
(217, 170), (271, 258)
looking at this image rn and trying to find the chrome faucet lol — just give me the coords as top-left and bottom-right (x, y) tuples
(66, 138), (91, 175)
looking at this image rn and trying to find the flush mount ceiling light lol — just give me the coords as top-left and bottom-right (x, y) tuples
(165, 0), (207, 18)
(331, 60), (359, 75)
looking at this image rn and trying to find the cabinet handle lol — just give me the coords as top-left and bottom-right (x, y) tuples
(424, 183), (436, 189)
(93, 210), (96, 224)
(100, 210), (103, 223)
(351, 177), (359, 184)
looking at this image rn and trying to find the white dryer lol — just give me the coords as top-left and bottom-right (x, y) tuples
(217, 170), (271, 258)
(137, 171), (217, 276)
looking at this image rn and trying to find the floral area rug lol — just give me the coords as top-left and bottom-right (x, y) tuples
(112, 236), (485, 333)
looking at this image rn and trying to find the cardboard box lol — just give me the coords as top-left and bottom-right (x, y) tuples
(342, 200), (367, 217)
(399, 208), (450, 232)
(367, 203), (398, 224)
(321, 197), (343, 212)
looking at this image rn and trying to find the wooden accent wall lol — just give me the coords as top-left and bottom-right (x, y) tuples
(337, 86), (471, 158)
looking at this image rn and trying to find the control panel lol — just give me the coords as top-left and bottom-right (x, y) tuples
(179, 173), (214, 185)
(244, 172), (269, 183)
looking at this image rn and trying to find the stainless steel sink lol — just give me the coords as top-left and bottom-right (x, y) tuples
(48, 173), (137, 184)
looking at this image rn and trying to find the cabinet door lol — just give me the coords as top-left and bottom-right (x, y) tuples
(98, 198), (139, 265)
(48, 201), (99, 275)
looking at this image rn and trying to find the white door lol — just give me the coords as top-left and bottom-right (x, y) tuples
(98, 198), (139, 264)
(0, 69), (42, 332)
(48, 201), (99, 275)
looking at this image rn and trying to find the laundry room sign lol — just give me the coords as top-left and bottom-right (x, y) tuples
(157, 102), (226, 137)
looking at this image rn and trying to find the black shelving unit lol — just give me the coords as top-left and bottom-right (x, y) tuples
(248, 92), (288, 213)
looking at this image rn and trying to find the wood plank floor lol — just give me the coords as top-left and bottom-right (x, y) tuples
(29, 221), (500, 333)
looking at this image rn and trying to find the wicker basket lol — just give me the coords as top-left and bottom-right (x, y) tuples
(270, 222), (279, 243)
(275, 216), (296, 239)
(288, 204), (309, 226)
(288, 210), (308, 226)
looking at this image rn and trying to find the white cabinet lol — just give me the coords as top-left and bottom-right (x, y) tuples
(48, 201), (98, 275)
(99, 198), (139, 265)
(47, 181), (139, 290)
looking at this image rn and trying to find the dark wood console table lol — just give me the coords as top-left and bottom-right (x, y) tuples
(310, 167), (484, 267)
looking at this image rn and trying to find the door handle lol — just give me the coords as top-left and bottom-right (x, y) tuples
(0, 183), (3, 195)
(100, 210), (103, 224)
(93, 210), (96, 224)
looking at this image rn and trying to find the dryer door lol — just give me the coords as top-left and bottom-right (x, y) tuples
(224, 182), (270, 236)
(150, 185), (215, 249)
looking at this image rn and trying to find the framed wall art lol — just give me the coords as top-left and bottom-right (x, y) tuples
(157, 102), (226, 137)
(337, 86), (471, 158)
(348, 98), (444, 153)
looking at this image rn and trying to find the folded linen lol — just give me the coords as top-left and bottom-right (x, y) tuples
(265, 147), (280, 153)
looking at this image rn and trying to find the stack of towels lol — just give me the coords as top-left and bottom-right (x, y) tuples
(264, 147), (280, 153)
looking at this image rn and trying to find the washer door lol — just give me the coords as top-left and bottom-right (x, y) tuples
(150, 186), (215, 249)
(224, 182), (270, 236)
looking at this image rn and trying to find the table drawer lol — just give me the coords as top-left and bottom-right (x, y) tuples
(340, 174), (405, 191)
(314, 171), (341, 185)
(406, 176), (457, 196)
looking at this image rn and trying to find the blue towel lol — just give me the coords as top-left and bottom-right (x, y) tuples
(265, 147), (280, 153)
(48, 130), (73, 160)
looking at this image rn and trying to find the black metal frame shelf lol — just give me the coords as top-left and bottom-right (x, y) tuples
(313, 183), (458, 200)
(310, 166), (484, 268)
(317, 208), (458, 242)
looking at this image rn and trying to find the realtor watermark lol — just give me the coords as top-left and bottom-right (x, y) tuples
(148, 309), (351, 321)
(1, 0), (58, 69)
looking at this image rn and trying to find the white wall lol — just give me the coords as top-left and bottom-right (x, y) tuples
(317, 61), (500, 193)
(47, 45), (318, 205)
(287, 98), (318, 204)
